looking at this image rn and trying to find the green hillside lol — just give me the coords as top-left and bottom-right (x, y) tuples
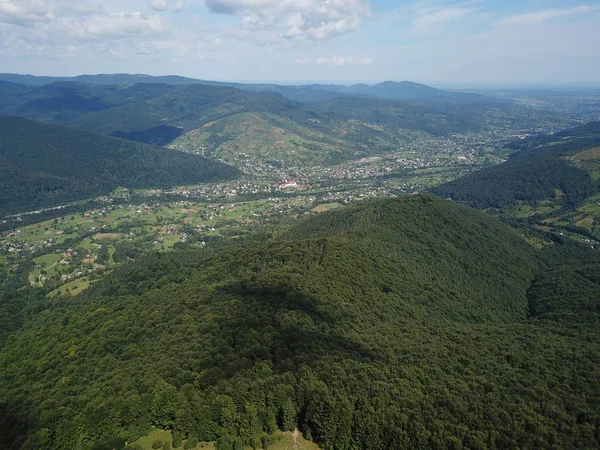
(431, 121), (600, 209)
(0, 117), (240, 215)
(1, 196), (599, 449)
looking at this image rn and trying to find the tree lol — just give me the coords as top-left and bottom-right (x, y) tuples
(279, 398), (297, 432)
(184, 434), (198, 449)
(172, 431), (183, 448)
(150, 380), (178, 428)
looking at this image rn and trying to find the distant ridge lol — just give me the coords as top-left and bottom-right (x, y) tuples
(0, 73), (202, 87)
(0, 73), (496, 104)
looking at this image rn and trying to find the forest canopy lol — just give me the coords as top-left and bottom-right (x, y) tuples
(1, 196), (599, 450)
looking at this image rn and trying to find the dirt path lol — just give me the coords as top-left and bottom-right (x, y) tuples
(293, 429), (299, 448)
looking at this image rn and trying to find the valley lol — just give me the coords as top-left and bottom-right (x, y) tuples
(0, 128), (514, 300)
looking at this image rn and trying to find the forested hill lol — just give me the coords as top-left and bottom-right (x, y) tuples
(0, 117), (240, 216)
(431, 121), (600, 208)
(1, 196), (599, 449)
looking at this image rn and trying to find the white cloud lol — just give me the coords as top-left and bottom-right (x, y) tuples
(295, 56), (373, 66)
(315, 56), (373, 66)
(172, 1), (184, 12)
(407, 1), (482, 30)
(413, 7), (477, 29)
(0, 0), (53, 25)
(204, 0), (371, 41)
(499, 5), (598, 26)
(60, 45), (77, 57)
(0, 0), (169, 62)
(150, 0), (168, 11)
(69, 12), (165, 39)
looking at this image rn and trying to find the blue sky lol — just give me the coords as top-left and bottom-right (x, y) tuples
(1, 0), (599, 85)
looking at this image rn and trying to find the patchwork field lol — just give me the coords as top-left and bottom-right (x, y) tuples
(172, 112), (349, 166)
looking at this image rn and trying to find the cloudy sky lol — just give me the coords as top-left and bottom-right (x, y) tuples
(1, 0), (600, 85)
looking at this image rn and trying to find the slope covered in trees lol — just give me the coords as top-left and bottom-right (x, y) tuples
(0, 117), (240, 215)
(431, 121), (600, 209)
(1, 196), (598, 450)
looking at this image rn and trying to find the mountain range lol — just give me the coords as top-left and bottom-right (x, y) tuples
(0, 73), (495, 104)
(0, 78), (492, 166)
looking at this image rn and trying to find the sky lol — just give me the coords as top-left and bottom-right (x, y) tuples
(1, 0), (600, 86)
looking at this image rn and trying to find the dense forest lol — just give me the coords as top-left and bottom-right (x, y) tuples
(0, 117), (240, 215)
(431, 121), (600, 208)
(0, 196), (598, 450)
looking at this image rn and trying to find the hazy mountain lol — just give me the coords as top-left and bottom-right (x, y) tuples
(0, 73), (498, 104)
(0, 73), (203, 86)
(305, 80), (492, 102)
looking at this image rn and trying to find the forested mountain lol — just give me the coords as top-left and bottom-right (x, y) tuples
(0, 80), (486, 164)
(1, 196), (599, 450)
(0, 117), (239, 215)
(431, 121), (600, 208)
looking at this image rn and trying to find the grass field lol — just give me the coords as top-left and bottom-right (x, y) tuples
(572, 147), (600, 181)
(310, 203), (343, 213)
(266, 431), (321, 450)
(130, 429), (216, 450)
(31, 253), (63, 277)
(47, 277), (93, 298)
(130, 429), (173, 449)
(129, 429), (320, 450)
(572, 146), (600, 163)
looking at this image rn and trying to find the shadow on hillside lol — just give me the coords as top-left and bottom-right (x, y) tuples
(111, 124), (183, 146)
(0, 403), (30, 449)
(197, 281), (378, 386)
